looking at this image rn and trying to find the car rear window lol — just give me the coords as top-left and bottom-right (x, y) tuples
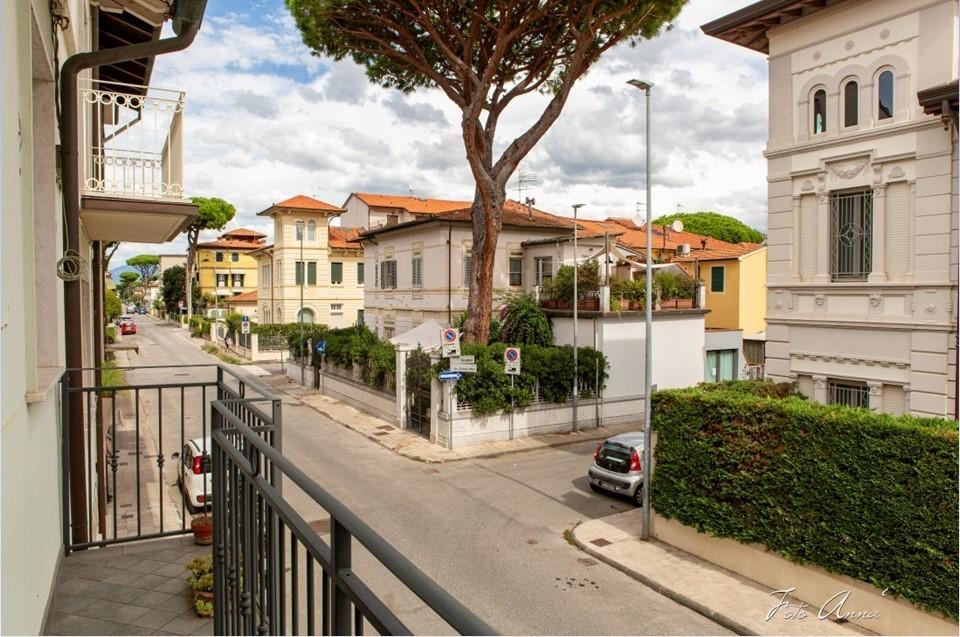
(597, 442), (632, 474)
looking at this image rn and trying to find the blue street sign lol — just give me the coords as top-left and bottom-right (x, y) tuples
(316, 339), (327, 354)
(438, 371), (462, 382)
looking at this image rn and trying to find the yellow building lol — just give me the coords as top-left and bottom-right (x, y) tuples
(675, 241), (767, 380)
(195, 228), (266, 300)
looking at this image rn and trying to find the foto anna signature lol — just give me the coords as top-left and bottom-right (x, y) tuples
(766, 587), (886, 622)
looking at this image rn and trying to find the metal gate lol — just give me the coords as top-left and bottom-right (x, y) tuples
(406, 348), (432, 437)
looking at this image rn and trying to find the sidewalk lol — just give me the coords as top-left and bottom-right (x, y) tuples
(260, 373), (641, 463)
(572, 509), (872, 636)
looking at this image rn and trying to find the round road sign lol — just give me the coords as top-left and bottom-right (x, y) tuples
(442, 328), (458, 343)
(504, 347), (520, 363)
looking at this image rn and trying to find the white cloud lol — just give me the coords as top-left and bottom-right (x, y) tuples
(113, 0), (766, 265)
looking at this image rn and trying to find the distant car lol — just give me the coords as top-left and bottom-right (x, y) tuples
(138, 307), (147, 315)
(588, 432), (645, 505)
(175, 437), (212, 513)
(119, 315), (137, 335)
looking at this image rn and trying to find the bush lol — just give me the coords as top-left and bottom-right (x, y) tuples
(435, 342), (609, 415)
(546, 261), (601, 301)
(189, 315), (212, 338)
(651, 383), (959, 619)
(497, 293), (552, 346)
(288, 324), (396, 392)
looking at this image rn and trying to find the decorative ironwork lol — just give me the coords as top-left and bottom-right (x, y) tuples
(830, 189), (873, 280)
(79, 79), (186, 201)
(828, 380), (870, 409)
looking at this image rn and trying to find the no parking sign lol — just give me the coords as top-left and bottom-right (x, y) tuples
(504, 347), (521, 375)
(441, 327), (461, 358)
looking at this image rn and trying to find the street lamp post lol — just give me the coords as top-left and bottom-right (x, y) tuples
(296, 219), (305, 385)
(628, 78), (654, 540)
(571, 203), (585, 432)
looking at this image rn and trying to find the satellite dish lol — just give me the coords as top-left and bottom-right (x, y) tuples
(671, 220), (684, 233)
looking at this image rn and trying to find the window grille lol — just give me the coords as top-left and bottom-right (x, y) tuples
(831, 189), (872, 280)
(828, 380), (869, 409)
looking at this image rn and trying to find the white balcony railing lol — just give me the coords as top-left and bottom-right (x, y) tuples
(80, 79), (185, 201)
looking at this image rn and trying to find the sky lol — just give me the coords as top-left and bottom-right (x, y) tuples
(113, 0), (766, 266)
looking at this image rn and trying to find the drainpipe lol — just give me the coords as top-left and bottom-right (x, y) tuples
(60, 0), (207, 545)
(447, 223), (452, 324)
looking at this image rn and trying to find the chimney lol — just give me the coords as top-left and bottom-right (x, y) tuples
(700, 238), (708, 251)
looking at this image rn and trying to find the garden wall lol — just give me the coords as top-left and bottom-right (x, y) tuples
(285, 361), (399, 426)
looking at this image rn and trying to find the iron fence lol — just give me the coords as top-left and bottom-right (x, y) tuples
(58, 364), (279, 553)
(211, 399), (496, 636)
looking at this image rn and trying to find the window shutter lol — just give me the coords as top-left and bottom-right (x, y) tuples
(799, 194), (816, 280)
(295, 262), (304, 285)
(885, 182), (910, 280)
(883, 384), (906, 415)
(331, 262), (343, 284)
(710, 266), (724, 292)
(464, 251), (473, 287)
(374, 260), (379, 288)
(357, 262), (364, 285)
(412, 256), (422, 287)
(307, 262), (317, 285)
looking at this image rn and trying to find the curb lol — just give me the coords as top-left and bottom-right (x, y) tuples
(570, 527), (754, 636)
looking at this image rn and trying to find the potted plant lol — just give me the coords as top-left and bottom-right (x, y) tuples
(191, 513), (213, 545)
(186, 556), (214, 617)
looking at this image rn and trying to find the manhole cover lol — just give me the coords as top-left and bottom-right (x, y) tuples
(589, 538), (611, 547)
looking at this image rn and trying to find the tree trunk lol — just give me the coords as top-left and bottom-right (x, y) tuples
(185, 241), (196, 321)
(461, 185), (505, 344)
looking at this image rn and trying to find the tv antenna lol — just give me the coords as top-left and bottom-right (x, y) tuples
(517, 170), (539, 201)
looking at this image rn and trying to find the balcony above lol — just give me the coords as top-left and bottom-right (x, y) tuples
(79, 79), (197, 243)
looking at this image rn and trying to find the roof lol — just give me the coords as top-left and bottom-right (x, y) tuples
(918, 80), (959, 116)
(521, 231), (624, 247)
(222, 227), (267, 238)
(328, 226), (363, 250)
(258, 195), (345, 216)
(223, 291), (257, 304)
(352, 193), (472, 215)
(358, 199), (574, 240)
(672, 241), (765, 263)
(195, 239), (265, 250)
(701, 0), (844, 53)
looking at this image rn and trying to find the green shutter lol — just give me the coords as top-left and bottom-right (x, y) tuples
(710, 266), (724, 292)
(357, 262), (364, 285)
(331, 262), (343, 284)
(307, 262), (317, 285)
(295, 262), (304, 285)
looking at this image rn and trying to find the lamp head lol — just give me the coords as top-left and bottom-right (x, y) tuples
(627, 79), (654, 91)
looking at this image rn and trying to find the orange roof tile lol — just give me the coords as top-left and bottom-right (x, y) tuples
(353, 192), (471, 214)
(328, 226), (363, 249)
(222, 227), (267, 238)
(196, 239), (265, 250)
(672, 241), (765, 262)
(259, 195), (345, 215)
(435, 199), (575, 229)
(223, 291), (258, 303)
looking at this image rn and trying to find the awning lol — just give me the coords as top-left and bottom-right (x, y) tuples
(389, 319), (447, 352)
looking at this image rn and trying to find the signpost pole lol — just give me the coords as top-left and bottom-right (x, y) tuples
(509, 375), (515, 440)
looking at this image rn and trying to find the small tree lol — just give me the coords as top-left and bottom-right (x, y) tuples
(184, 197), (236, 320)
(498, 293), (552, 346)
(126, 254), (160, 298)
(117, 271), (140, 303)
(161, 265), (187, 316)
(104, 289), (122, 322)
(287, 0), (686, 343)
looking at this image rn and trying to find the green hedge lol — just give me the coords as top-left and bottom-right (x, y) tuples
(286, 324), (396, 392)
(435, 342), (608, 415)
(652, 382), (959, 618)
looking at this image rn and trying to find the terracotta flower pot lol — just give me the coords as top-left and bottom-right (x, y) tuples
(557, 299), (572, 310)
(578, 298), (600, 311)
(191, 516), (213, 546)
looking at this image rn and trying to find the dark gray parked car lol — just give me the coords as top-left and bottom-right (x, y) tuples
(587, 432), (644, 505)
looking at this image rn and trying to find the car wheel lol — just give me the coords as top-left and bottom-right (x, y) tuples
(633, 485), (644, 506)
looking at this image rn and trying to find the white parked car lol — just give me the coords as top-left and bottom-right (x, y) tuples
(175, 437), (212, 513)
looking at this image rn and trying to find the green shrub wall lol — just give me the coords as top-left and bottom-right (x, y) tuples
(651, 383), (958, 619)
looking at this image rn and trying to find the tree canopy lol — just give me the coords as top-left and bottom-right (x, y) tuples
(161, 265), (187, 316)
(653, 211), (765, 245)
(287, 0), (686, 343)
(184, 196), (236, 319)
(126, 254), (160, 284)
(117, 271), (140, 302)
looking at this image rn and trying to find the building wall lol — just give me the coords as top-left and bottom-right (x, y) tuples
(738, 248), (768, 337)
(362, 223), (572, 337)
(699, 259), (741, 330)
(257, 213), (364, 329)
(762, 0), (958, 417)
(2, 0), (76, 632)
(195, 248), (259, 297)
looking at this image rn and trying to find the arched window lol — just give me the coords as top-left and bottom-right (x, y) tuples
(307, 219), (317, 241)
(812, 88), (827, 134)
(298, 308), (315, 324)
(878, 70), (894, 120)
(843, 80), (859, 127)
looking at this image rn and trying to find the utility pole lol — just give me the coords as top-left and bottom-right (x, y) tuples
(572, 203), (585, 433)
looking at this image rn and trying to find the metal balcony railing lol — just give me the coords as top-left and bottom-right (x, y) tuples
(79, 79), (185, 200)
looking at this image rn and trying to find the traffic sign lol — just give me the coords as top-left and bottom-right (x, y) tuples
(450, 355), (477, 373)
(438, 371), (462, 382)
(241, 316), (251, 335)
(504, 347), (521, 375)
(316, 339), (327, 354)
(441, 327), (461, 358)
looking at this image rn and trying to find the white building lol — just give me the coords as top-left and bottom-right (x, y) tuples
(358, 200), (575, 337)
(254, 195), (365, 328)
(2, 0), (200, 632)
(341, 192), (471, 230)
(704, 0), (958, 418)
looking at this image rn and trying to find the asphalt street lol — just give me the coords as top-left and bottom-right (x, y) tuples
(121, 316), (729, 635)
